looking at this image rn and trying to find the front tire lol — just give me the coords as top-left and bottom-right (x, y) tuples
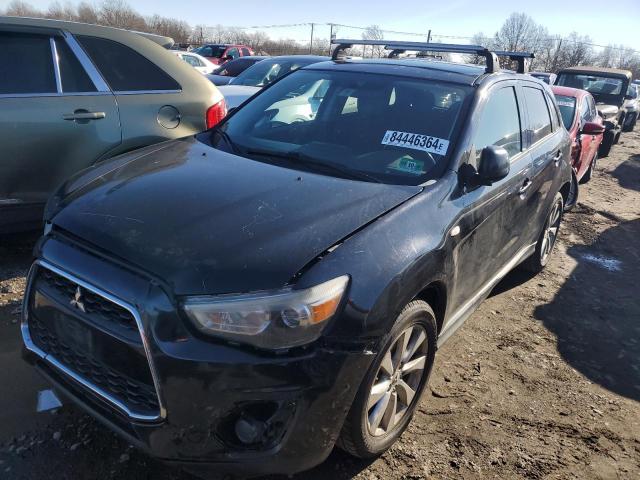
(623, 113), (637, 132)
(337, 300), (437, 459)
(598, 131), (614, 157)
(522, 192), (563, 274)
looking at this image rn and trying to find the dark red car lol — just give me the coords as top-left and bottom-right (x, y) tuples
(552, 85), (605, 183)
(191, 44), (254, 65)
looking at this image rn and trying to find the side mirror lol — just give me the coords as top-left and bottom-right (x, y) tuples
(582, 122), (605, 135)
(624, 94), (633, 100)
(477, 146), (510, 185)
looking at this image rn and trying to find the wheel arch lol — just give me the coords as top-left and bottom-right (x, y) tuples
(412, 281), (447, 335)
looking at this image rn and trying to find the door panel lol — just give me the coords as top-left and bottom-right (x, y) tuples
(449, 84), (531, 314)
(0, 31), (121, 217)
(522, 86), (567, 239)
(0, 94), (121, 205)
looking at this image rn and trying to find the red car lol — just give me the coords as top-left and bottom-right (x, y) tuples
(191, 44), (254, 65)
(552, 85), (605, 182)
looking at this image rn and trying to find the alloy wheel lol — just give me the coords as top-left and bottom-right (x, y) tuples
(540, 199), (562, 264)
(367, 325), (428, 437)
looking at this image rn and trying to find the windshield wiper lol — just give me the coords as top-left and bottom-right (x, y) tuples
(212, 129), (240, 155)
(246, 148), (381, 183)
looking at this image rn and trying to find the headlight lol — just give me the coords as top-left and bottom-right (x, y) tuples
(182, 276), (349, 350)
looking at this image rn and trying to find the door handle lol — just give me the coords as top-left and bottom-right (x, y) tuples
(552, 150), (562, 166)
(518, 179), (532, 196)
(63, 111), (106, 121)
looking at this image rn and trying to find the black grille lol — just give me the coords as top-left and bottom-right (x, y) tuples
(38, 268), (138, 335)
(30, 314), (159, 414)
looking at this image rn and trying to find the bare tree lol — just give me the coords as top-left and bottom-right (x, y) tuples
(5, 0), (41, 16)
(76, 1), (99, 24)
(362, 25), (384, 58)
(46, 1), (77, 20)
(98, 0), (146, 31)
(147, 14), (191, 43)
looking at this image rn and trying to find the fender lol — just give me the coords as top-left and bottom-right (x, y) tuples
(296, 177), (459, 345)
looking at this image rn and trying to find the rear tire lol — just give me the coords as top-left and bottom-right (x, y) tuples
(337, 300), (437, 459)
(598, 131), (614, 157)
(623, 113), (637, 132)
(521, 192), (563, 274)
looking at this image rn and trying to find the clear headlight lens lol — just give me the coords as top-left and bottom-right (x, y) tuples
(182, 276), (349, 350)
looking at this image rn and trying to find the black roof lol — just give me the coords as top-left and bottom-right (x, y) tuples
(305, 58), (490, 86)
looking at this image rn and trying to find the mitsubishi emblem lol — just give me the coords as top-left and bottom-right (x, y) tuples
(70, 286), (86, 313)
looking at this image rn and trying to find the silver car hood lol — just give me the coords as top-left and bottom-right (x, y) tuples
(217, 85), (262, 109)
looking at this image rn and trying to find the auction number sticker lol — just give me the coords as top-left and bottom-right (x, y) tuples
(381, 130), (449, 155)
(556, 101), (574, 107)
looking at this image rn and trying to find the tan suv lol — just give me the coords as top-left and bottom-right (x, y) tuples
(0, 17), (226, 233)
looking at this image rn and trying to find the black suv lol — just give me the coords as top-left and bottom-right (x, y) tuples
(22, 40), (574, 477)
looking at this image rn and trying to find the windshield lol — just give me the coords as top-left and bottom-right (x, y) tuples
(199, 69), (471, 185)
(193, 45), (226, 58)
(556, 73), (624, 96)
(230, 58), (311, 87)
(554, 94), (576, 129)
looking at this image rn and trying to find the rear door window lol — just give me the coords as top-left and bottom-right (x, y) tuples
(226, 47), (239, 59)
(54, 38), (96, 93)
(241, 48), (251, 56)
(472, 86), (522, 164)
(522, 86), (552, 144)
(0, 32), (56, 94)
(77, 36), (180, 92)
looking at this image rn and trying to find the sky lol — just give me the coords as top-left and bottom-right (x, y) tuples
(11, 0), (640, 51)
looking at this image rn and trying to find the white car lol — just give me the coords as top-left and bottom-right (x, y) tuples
(218, 55), (329, 109)
(172, 51), (216, 75)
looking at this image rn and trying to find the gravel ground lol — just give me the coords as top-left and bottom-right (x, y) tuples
(1, 131), (639, 480)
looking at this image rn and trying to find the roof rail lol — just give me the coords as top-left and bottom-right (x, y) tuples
(494, 51), (535, 73)
(331, 39), (534, 74)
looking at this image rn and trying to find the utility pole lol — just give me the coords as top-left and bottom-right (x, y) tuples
(427, 29), (432, 43)
(309, 23), (314, 54)
(328, 23), (334, 55)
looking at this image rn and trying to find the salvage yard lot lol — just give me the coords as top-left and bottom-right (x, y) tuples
(1, 132), (639, 479)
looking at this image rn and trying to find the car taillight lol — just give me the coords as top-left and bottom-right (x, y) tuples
(206, 99), (227, 129)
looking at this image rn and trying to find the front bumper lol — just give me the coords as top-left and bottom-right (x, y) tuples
(21, 234), (372, 476)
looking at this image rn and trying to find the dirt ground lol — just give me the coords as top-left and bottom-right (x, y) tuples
(1, 131), (639, 480)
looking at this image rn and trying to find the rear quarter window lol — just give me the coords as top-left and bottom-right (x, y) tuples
(77, 36), (180, 92)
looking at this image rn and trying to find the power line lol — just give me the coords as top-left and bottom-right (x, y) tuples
(203, 21), (640, 55)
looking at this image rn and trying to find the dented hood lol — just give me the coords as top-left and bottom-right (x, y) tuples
(50, 137), (421, 295)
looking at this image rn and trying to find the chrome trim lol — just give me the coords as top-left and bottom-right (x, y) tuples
(0, 92), (113, 99)
(50, 37), (62, 94)
(21, 260), (166, 422)
(62, 32), (111, 92)
(114, 90), (182, 95)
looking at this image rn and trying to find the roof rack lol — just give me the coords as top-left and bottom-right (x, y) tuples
(494, 51), (535, 74)
(331, 39), (534, 74)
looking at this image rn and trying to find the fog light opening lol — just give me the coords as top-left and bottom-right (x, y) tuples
(234, 416), (266, 445)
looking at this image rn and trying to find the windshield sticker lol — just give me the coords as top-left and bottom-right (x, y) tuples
(381, 130), (449, 155)
(388, 155), (425, 175)
(557, 101), (574, 107)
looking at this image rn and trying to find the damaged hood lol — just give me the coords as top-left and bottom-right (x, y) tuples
(596, 103), (619, 121)
(49, 137), (421, 295)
